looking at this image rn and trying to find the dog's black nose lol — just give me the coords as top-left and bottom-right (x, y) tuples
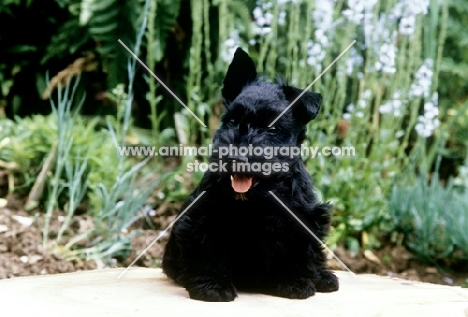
(228, 155), (248, 163)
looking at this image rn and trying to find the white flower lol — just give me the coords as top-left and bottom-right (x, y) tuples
(312, 0), (335, 32)
(343, 113), (352, 120)
(379, 91), (407, 117)
(423, 101), (438, 119)
(365, 13), (397, 47)
(278, 0), (301, 4)
(395, 130), (405, 138)
(306, 40), (326, 72)
(361, 12), (398, 74)
(343, 99), (366, 121)
(278, 9), (287, 25)
(408, 0), (429, 15)
(253, 7), (266, 25)
(415, 115), (440, 138)
(221, 31), (241, 62)
(263, 1), (273, 10)
(414, 92), (439, 137)
(342, 10), (364, 24)
(362, 89), (372, 100)
(379, 103), (392, 114)
(315, 29), (329, 47)
(380, 100), (403, 117)
(399, 15), (416, 35)
(343, 0), (378, 24)
(393, 0), (429, 17)
(431, 91), (438, 105)
(252, 2), (274, 36)
(259, 27), (271, 35)
(375, 43), (397, 73)
(264, 12), (274, 24)
(342, 103), (365, 120)
(346, 46), (364, 75)
(392, 0), (430, 37)
(410, 59), (434, 98)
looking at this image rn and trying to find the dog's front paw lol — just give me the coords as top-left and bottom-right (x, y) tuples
(269, 278), (316, 299)
(314, 270), (339, 293)
(187, 281), (237, 302)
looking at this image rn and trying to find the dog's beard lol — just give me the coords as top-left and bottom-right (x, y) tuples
(233, 192), (248, 201)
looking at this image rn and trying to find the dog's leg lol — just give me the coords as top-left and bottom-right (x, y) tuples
(186, 277), (237, 302)
(307, 203), (340, 293)
(161, 233), (182, 283)
(182, 245), (238, 302)
(258, 276), (316, 299)
(163, 201), (238, 302)
(312, 269), (339, 292)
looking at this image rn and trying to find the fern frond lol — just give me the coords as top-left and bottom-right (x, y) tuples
(87, 0), (142, 88)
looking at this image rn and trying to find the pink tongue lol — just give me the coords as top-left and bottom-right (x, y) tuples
(230, 175), (253, 193)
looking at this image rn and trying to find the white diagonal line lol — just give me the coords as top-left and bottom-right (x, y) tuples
(117, 191), (206, 279)
(268, 40), (356, 127)
(269, 191), (356, 278)
(118, 39), (207, 128)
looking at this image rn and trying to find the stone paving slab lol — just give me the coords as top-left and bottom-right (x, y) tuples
(0, 268), (467, 317)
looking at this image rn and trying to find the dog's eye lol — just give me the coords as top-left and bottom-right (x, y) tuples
(267, 126), (277, 133)
(228, 118), (236, 125)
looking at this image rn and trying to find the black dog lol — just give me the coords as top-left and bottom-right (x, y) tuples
(162, 48), (338, 301)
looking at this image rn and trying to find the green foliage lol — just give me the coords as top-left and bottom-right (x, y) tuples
(61, 4), (168, 261)
(43, 74), (164, 260)
(0, 0), (74, 108)
(462, 279), (468, 288)
(67, 156), (163, 260)
(436, 0), (468, 170)
(83, 0), (141, 88)
(0, 0), (21, 14)
(0, 76), (164, 262)
(439, 0), (468, 100)
(42, 18), (90, 64)
(0, 116), (56, 178)
(389, 172), (468, 263)
(146, 0), (181, 63)
(1, 0), (183, 119)
(454, 156), (468, 191)
(145, 0), (180, 149)
(43, 76), (86, 249)
(0, 106), (117, 195)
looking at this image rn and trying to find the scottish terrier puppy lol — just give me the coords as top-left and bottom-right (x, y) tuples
(162, 48), (338, 301)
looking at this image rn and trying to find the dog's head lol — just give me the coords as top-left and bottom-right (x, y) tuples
(212, 48), (322, 195)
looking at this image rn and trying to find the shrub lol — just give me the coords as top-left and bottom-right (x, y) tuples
(389, 172), (468, 263)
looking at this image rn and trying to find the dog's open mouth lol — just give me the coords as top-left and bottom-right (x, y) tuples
(230, 174), (253, 193)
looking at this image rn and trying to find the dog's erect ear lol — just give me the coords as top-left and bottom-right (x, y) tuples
(282, 86), (322, 123)
(222, 48), (257, 103)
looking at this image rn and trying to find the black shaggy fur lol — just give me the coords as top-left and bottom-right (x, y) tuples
(162, 48), (339, 301)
